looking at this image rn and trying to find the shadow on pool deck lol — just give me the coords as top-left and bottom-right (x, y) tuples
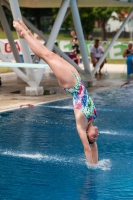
(0, 63), (131, 111)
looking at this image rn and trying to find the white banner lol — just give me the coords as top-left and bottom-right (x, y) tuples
(0, 39), (128, 61)
(0, 39), (38, 61)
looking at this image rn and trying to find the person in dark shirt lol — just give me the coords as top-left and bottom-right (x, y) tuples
(123, 41), (133, 58)
(70, 30), (80, 64)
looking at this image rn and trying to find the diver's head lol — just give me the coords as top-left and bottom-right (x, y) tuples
(86, 122), (99, 144)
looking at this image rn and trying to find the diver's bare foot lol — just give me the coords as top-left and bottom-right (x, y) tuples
(18, 18), (32, 37)
(13, 21), (27, 38)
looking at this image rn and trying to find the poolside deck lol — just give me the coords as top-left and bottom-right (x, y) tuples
(0, 63), (129, 111)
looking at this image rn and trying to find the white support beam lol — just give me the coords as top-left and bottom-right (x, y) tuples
(0, 53), (29, 83)
(70, 0), (92, 80)
(35, 0), (71, 84)
(0, 3), (22, 63)
(22, 17), (82, 72)
(1, 0), (83, 88)
(9, 0), (37, 87)
(46, 0), (70, 50)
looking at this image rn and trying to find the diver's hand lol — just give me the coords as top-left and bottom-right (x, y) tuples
(86, 162), (98, 169)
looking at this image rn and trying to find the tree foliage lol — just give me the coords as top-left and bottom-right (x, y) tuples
(52, 8), (95, 39)
(0, 5), (132, 40)
(93, 7), (132, 40)
(79, 8), (96, 39)
(20, 8), (53, 31)
(52, 8), (73, 34)
(93, 8), (115, 40)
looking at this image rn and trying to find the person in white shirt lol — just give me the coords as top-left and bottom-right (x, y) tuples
(90, 39), (106, 75)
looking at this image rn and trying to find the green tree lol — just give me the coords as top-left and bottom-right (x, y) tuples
(52, 8), (95, 39)
(93, 7), (116, 40)
(79, 8), (95, 39)
(20, 8), (53, 31)
(2, 6), (13, 29)
(52, 8), (73, 34)
(93, 7), (131, 41)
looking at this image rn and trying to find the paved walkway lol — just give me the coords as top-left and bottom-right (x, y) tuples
(0, 63), (128, 111)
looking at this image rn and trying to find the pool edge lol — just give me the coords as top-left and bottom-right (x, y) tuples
(0, 96), (71, 113)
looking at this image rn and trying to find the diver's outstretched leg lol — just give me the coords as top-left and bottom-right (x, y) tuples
(13, 20), (79, 88)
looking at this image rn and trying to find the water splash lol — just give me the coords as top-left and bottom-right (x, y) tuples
(1, 150), (85, 165)
(86, 159), (111, 171)
(98, 108), (119, 112)
(99, 130), (133, 136)
(99, 130), (119, 135)
(97, 159), (111, 171)
(2, 151), (43, 160)
(1, 150), (111, 171)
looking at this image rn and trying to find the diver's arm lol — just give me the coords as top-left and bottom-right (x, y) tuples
(76, 124), (94, 167)
(90, 142), (98, 164)
(74, 109), (95, 167)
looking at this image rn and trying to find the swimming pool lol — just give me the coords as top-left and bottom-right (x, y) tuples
(0, 86), (133, 200)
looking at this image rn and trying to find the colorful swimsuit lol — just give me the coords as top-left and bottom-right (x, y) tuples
(65, 74), (97, 124)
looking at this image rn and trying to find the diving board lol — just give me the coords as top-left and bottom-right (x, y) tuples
(0, 62), (50, 69)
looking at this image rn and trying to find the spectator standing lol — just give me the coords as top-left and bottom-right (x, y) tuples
(123, 41), (133, 58)
(123, 41), (133, 77)
(70, 30), (80, 65)
(90, 39), (106, 75)
(88, 35), (93, 41)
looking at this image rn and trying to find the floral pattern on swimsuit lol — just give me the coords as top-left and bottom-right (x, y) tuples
(65, 74), (97, 124)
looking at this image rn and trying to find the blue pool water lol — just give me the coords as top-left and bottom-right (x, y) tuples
(0, 86), (133, 200)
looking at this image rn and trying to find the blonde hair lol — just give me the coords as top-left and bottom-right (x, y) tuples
(128, 41), (133, 44)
